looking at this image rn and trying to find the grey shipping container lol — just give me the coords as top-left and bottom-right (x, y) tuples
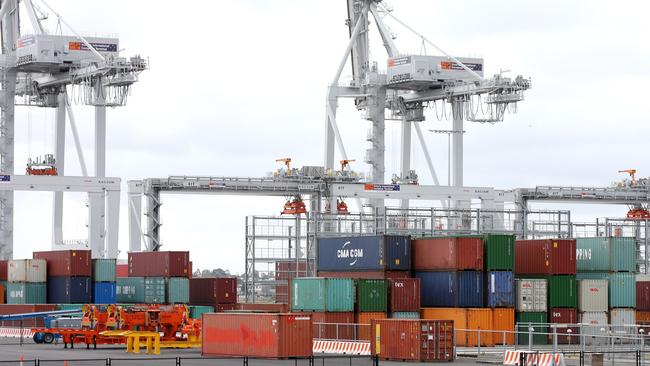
(167, 277), (189, 304)
(578, 279), (608, 312)
(516, 279), (547, 312)
(93, 259), (116, 282)
(317, 235), (410, 271)
(579, 311), (608, 345)
(8, 259), (46, 283)
(145, 277), (166, 304)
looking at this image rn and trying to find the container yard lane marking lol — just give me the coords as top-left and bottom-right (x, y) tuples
(313, 341), (370, 355)
(503, 350), (565, 366)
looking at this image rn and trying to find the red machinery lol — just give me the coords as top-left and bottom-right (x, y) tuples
(281, 195), (307, 215)
(618, 170), (650, 220)
(26, 154), (58, 176)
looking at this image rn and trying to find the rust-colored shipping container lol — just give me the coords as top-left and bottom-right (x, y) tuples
(371, 319), (454, 362)
(549, 308), (579, 344)
(637, 311), (650, 323)
(420, 308), (467, 346)
(356, 312), (387, 341)
(389, 278), (420, 312)
(276, 261), (309, 281)
(467, 308), (494, 346)
(637, 282), (650, 311)
(310, 312), (355, 340)
(275, 284), (289, 303)
(316, 271), (410, 280)
(0, 284), (4, 304)
(514, 239), (576, 275)
(236, 303), (289, 313)
(33, 250), (91, 277)
(492, 308), (515, 345)
(0, 260), (7, 281)
(214, 303), (237, 312)
(202, 313), (313, 358)
(190, 277), (237, 305)
(128, 251), (190, 277)
(115, 264), (128, 278)
(412, 237), (483, 270)
(0, 304), (57, 327)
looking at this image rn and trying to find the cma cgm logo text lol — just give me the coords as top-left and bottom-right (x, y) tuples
(576, 248), (592, 260)
(337, 241), (364, 266)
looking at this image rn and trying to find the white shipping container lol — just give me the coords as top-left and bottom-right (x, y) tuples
(610, 309), (636, 340)
(578, 280), (608, 312)
(8, 259), (46, 283)
(579, 311), (608, 345)
(516, 279), (547, 312)
(637, 274), (650, 282)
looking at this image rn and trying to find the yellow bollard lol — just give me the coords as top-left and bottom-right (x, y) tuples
(126, 336), (133, 353)
(154, 335), (160, 355)
(133, 335), (140, 354)
(146, 335), (152, 354)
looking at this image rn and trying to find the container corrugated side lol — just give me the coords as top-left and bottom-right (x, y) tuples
(47, 277), (92, 304)
(549, 308), (578, 344)
(144, 277), (166, 304)
(317, 236), (386, 271)
(579, 311), (608, 345)
(492, 308), (515, 345)
(637, 281), (650, 311)
(579, 279), (608, 312)
(467, 308), (494, 346)
(370, 319), (454, 362)
(390, 312), (419, 319)
(414, 271), (457, 307)
(189, 277), (237, 305)
(326, 278), (355, 312)
(116, 277), (145, 303)
(609, 237), (636, 272)
(487, 271), (515, 308)
(515, 239), (576, 275)
(355, 312), (387, 341)
(484, 234), (514, 271)
(310, 312), (355, 340)
(412, 237), (483, 271)
(189, 305), (214, 320)
(8, 259), (46, 283)
(516, 279), (547, 312)
(33, 250), (91, 277)
(356, 279), (387, 312)
(92, 259), (116, 282)
(128, 251), (190, 278)
(6, 282), (46, 304)
(384, 235), (411, 271)
(93, 282), (116, 304)
(167, 277), (189, 304)
(548, 275), (576, 308)
(389, 278), (420, 312)
(609, 272), (635, 308)
(516, 312), (548, 345)
(291, 278), (326, 312)
(576, 238), (609, 272)
(420, 308), (467, 346)
(0, 261), (7, 281)
(610, 309), (636, 336)
(316, 271), (410, 280)
(458, 271), (483, 307)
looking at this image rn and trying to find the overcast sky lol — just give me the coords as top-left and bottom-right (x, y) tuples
(10, 1), (650, 273)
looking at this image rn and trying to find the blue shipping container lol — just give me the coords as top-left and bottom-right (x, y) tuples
(93, 282), (116, 304)
(48, 277), (92, 304)
(317, 235), (411, 271)
(458, 271), (483, 307)
(486, 271), (515, 307)
(414, 271), (457, 307)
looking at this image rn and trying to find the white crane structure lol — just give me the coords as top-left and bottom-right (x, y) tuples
(0, 0), (146, 259)
(325, 0), (530, 217)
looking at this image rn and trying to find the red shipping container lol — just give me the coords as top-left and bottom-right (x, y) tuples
(190, 277), (237, 305)
(316, 271), (410, 280)
(202, 313), (313, 358)
(33, 250), (91, 277)
(214, 303), (237, 312)
(371, 319), (455, 362)
(412, 237), (483, 270)
(0, 260), (7, 281)
(128, 251), (190, 277)
(637, 282), (650, 311)
(236, 303), (289, 313)
(389, 278), (420, 312)
(515, 239), (576, 275)
(310, 312), (355, 340)
(275, 284), (289, 304)
(549, 308), (579, 344)
(275, 261), (309, 281)
(116, 264), (128, 278)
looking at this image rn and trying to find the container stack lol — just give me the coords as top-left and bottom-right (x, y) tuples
(189, 277), (237, 312)
(484, 234), (516, 346)
(637, 274), (650, 327)
(92, 259), (116, 304)
(128, 251), (191, 304)
(7, 259), (46, 304)
(576, 237), (636, 339)
(33, 250), (91, 304)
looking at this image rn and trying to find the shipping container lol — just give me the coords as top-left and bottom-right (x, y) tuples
(487, 271), (515, 308)
(609, 272), (635, 308)
(370, 319), (454, 362)
(92, 259), (116, 282)
(391, 312), (419, 319)
(0, 260), (7, 281)
(202, 313), (313, 358)
(516, 279), (547, 312)
(275, 260), (309, 281)
(492, 308), (515, 345)
(8, 259), (46, 283)
(576, 238), (610, 272)
(389, 278), (420, 312)
(610, 308), (636, 337)
(637, 281), (650, 311)
(414, 271), (457, 307)
(637, 310), (650, 323)
(467, 308), (494, 346)
(412, 237), (483, 271)
(144, 277), (166, 304)
(579, 279), (608, 312)
(356, 312), (387, 341)
(48, 277), (91, 304)
(116, 264), (128, 278)
(128, 251), (190, 278)
(316, 271), (410, 280)
(33, 250), (91, 277)
(548, 275), (577, 308)
(484, 234), (515, 271)
(516, 312), (548, 345)
(214, 303), (237, 312)
(189, 277), (237, 306)
(356, 279), (388, 312)
(317, 235), (411, 271)
(576, 272), (609, 281)
(93, 282), (116, 304)
(6, 282), (46, 304)
(420, 308), (467, 346)
(167, 277), (189, 304)
(579, 311), (608, 345)
(458, 271), (484, 307)
(189, 305), (214, 319)
(116, 277), (145, 303)
(549, 308), (579, 344)
(235, 303), (289, 313)
(290, 278), (355, 312)
(515, 239), (576, 275)
(310, 312), (355, 340)
(610, 237), (636, 272)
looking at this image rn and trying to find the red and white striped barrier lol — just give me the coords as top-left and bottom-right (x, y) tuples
(504, 350), (565, 366)
(313, 340), (370, 355)
(0, 327), (33, 338)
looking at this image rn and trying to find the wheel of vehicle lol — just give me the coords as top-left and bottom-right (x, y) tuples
(43, 333), (55, 344)
(32, 332), (44, 344)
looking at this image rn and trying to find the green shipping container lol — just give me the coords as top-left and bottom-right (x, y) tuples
(189, 305), (214, 319)
(356, 279), (388, 312)
(576, 238), (610, 272)
(166, 277), (189, 304)
(291, 278), (355, 312)
(609, 272), (635, 308)
(116, 277), (145, 303)
(609, 237), (635, 272)
(6, 282), (46, 304)
(548, 275), (577, 308)
(145, 277), (166, 304)
(484, 234), (515, 270)
(516, 312), (547, 345)
(92, 259), (117, 282)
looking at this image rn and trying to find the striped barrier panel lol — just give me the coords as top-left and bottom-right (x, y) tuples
(0, 327), (33, 338)
(503, 350), (565, 366)
(313, 340), (370, 355)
